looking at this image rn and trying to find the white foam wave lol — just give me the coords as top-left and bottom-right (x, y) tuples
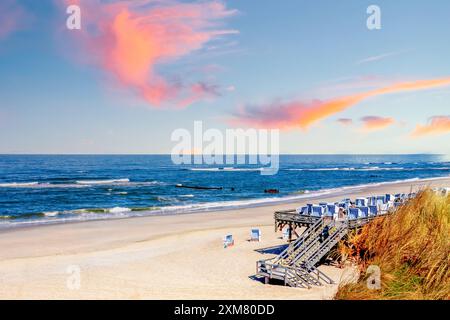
(76, 178), (130, 185)
(0, 182), (39, 187)
(189, 167), (265, 172)
(0, 180), (161, 189)
(43, 211), (59, 217)
(286, 167), (416, 172)
(1, 175), (449, 230)
(108, 207), (131, 213)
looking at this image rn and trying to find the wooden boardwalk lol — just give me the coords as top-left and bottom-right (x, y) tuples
(274, 210), (380, 241)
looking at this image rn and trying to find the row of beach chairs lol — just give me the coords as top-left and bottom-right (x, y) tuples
(433, 187), (450, 196)
(223, 228), (262, 248)
(295, 193), (417, 220)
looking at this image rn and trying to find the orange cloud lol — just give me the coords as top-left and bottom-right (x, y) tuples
(63, 0), (237, 107)
(360, 116), (395, 132)
(0, 0), (28, 40)
(411, 116), (450, 137)
(232, 77), (450, 129)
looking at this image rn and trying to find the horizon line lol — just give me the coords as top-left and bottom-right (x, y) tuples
(0, 153), (445, 156)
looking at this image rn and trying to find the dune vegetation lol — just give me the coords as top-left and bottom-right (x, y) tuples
(335, 189), (449, 300)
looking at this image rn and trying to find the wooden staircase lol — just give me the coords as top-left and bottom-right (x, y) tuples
(257, 218), (347, 288)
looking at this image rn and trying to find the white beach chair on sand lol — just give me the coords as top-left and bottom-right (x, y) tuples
(250, 228), (261, 242)
(223, 234), (234, 248)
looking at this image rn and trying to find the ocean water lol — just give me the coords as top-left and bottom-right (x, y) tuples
(0, 154), (449, 227)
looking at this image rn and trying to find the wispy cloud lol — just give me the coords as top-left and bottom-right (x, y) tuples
(336, 118), (353, 126)
(0, 0), (28, 40)
(62, 0), (238, 108)
(411, 116), (450, 137)
(231, 77), (450, 130)
(356, 51), (403, 65)
(360, 116), (395, 132)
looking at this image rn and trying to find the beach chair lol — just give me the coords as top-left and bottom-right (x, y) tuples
(385, 194), (394, 202)
(368, 205), (378, 216)
(311, 205), (324, 217)
(306, 204), (313, 214)
(355, 198), (367, 207)
(358, 206), (369, 218)
(250, 228), (261, 242)
(435, 187), (450, 196)
(376, 195), (386, 204)
(297, 206), (308, 214)
(348, 208), (360, 220)
(326, 204), (338, 217)
(223, 234), (234, 248)
(338, 202), (350, 210)
(378, 203), (389, 214)
(408, 192), (417, 199)
(368, 196), (377, 206)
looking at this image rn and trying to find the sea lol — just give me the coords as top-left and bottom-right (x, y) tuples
(0, 154), (449, 228)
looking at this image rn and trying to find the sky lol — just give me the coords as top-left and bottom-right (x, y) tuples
(0, 0), (449, 154)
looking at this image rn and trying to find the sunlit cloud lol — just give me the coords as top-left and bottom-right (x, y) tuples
(231, 77), (450, 129)
(0, 0), (28, 40)
(360, 116), (395, 132)
(411, 116), (450, 137)
(62, 0), (237, 108)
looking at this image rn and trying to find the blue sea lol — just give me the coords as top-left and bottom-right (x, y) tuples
(0, 154), (449, 228)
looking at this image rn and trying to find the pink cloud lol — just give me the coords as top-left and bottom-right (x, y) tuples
(62, 0), (237, 108)
(0, 0), (28, 40)
(411, 116), (450, 137)
(231, 77), (450, 129)
(360, 116), (395, 132)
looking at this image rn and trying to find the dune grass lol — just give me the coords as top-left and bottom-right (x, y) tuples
(335, 189), (449, 300)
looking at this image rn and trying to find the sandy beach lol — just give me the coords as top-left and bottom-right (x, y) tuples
(0, 177), (448, 300)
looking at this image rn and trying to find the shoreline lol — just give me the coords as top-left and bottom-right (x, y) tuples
(1, 175), (449, 231)
(0, 176), (448, 299)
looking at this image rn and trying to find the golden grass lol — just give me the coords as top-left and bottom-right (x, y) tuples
(335, 189), (449, 300)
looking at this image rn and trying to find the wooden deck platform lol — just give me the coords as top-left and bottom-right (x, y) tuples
(274, 210), (381, 241)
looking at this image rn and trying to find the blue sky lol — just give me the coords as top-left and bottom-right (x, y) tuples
(0, 0), (449, 154)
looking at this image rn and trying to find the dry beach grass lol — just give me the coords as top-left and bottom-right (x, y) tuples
(336, 189), (449, 300)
